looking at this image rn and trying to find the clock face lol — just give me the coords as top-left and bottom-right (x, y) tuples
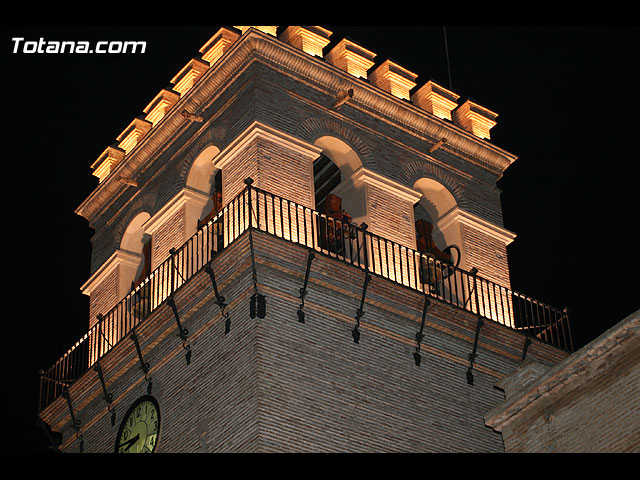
(115, 395), (160, 453)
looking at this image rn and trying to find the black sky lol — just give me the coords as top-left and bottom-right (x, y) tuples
(4, 24), (639, 454)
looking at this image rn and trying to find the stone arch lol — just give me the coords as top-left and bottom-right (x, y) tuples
(120, 211), (151, 254)
(175, 123), (227, 201)
(310, 135), (366, 222)
(412, 176), (466, 269)
(413, 177), (458, 223)
(313, 135), (363, 178)
(186, 144), (221, 195)
(295, 116), (374, 169)
(401, 160), (468, 211)
(119, 211), (152, 298)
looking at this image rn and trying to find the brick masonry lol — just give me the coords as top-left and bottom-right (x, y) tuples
(485, 309), (639, 452)
(53, 29), (575, 453)
(40, 231), (568, 452)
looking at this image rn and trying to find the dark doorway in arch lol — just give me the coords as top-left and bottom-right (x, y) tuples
(313, 153), (341, 213)
(314, 154), (353, 256)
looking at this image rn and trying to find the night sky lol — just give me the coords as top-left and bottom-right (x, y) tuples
(4, 24), (638, 454)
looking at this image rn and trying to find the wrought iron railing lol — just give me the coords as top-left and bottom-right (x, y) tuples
(39, 179), (573, 412)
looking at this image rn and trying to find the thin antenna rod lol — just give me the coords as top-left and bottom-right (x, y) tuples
(443, 26), (453, 90)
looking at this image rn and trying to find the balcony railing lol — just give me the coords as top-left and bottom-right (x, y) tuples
(39, 179), (573, 412)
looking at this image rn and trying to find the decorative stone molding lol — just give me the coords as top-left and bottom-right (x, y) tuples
(350, 167), (422, 205)
(143, 187), (209, 239)
(171, 57), (210, 97)
(200, 27), (240, 66)
(368, 59), (418, 101)
(91, 145), (126, 183)
(455, 100), (498, 140)
(280, 26), (332, 58)
(80, 248), (141, 299)
(234, 26), (278, 36)
(325, 38), (376, 79)
(411, 80), (460, 121)
(485, 309), (640, 451)
(116, 117), (153, 154)
(143, 88), (181, 127)
(76, 28), (517, 224)
(438, 207), (516, 246)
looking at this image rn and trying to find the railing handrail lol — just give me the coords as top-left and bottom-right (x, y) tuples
(39, 182), (572, 412)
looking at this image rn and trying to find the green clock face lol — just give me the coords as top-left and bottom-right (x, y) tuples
(115, 395), (160, 453)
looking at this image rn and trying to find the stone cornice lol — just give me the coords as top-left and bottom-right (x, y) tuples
(484, 309), (640, 431)
(143, 187), (209, 236)
(214, 120), (323, 172)
(438, 207), (517, 246)
(75, 28), (518, 225)
(350, 167), (423, 204)
(80, 249), (141, 296)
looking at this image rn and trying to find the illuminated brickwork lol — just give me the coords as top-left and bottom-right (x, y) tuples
(40, 233), (568, 452)
(39, 27), (579, 453)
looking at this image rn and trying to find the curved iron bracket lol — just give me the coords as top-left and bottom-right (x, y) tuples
(466, 316), (484, 385)
(93, 360), (116, 426)
(36, 418), (62, 452)
(61, 387), (83, 452)
(130, 331), (153, 394)
(413, 296), (431, 366)
(296, 249), (315, 323)
(167, 295), (191, 365)
(352, 271), (371, 344)
(204, 262), (231, 333)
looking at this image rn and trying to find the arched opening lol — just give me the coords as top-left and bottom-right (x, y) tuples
(313, 153), (341, 214)
(118, 211), (153, 322)
(186, 144), (220, 195)
(412, 177), (464, 268)
(312, 136), (364, 255)
(412, 178), (466, 301)
(120, 212), (152, 289)
(186, 145), (224, 254)
(312, 136), (364, 220)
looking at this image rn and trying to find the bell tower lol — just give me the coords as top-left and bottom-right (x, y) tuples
(38, 26), (572, 453)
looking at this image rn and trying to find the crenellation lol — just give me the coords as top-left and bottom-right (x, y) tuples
(116, 116), (153, 154)
(454, 99), (499, 140)
(143, 88), (181, 127)
(411, 80), (460, 121)
(234, 26), (278, 37)
(199, 27), (240, 66)
(280, 26), (332, 58)
(368, 58), (419, 101)
(325, 37), (376, 80)
(91, 145), (126, 184)
(170, 57), (210, 97)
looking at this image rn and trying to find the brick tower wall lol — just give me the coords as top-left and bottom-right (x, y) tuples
(41, 230), (567, 452)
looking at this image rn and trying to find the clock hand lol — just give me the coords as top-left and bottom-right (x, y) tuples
(118, 433), (140, 451)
